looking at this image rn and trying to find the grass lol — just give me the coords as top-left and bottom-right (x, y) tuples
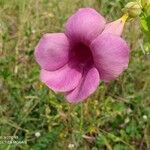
(0, 0), (150, 149)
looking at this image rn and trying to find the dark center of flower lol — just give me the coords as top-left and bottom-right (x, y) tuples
(72, 43), (94, 66)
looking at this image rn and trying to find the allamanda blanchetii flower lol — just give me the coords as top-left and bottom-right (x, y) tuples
(34, 8), (130, 103)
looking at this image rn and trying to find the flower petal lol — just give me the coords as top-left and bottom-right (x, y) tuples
(90, 33), (129, 82)
(65, 8), (106, 45)
(102, 15), (127, 36)
(65, 67), (100, 103)
(34, 33), (70, 71)
(40, 61), (83, 92)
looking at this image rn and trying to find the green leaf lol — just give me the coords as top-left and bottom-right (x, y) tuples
(31, 125), (64, 150)
(113, 144), (129, 150)
(140, 15), (150, 32)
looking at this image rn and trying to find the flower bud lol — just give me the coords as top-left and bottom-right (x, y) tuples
(102, 13), (128, 36)
(141, 0), (150, 8)
(122, 1), (142, 18)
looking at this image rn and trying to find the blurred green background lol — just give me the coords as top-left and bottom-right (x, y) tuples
(0, 0), (150, 149)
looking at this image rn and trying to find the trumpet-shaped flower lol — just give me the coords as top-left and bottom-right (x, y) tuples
(34, 8), (129, 103)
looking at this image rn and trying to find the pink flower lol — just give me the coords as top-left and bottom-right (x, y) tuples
(34, 8), (129, 103)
